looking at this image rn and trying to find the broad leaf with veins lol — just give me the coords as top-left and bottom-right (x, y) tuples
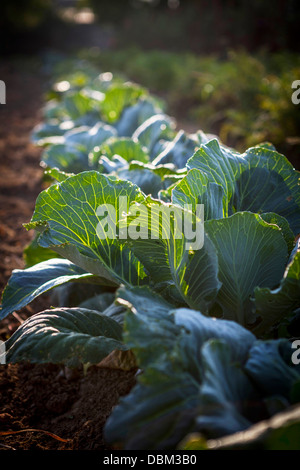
(205, 212), (288, 325)
(104, 285), (300, 450)
(120, 197), (221, 313)
(254, 239), (300, 333)
(0, 259), (95, 320)
(6, 307), (127, 365)
(187, 139), (300, 234)
(25, 171), (148, 287)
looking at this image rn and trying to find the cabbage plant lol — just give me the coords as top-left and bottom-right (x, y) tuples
(1, 68), (300, 450)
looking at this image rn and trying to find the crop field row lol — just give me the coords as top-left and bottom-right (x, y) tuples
(1, 60), (300, 450)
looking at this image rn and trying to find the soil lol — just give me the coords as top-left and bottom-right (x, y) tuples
(0, 59), (136, 451)
(0, 363), (136, 451)
(0, 58), (50, 341)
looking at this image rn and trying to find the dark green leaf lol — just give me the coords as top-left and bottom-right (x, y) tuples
(0, 259), (95, 320)
(254, 239), (300, 333)
(187, 140), (300, 234)
(6, 307), (127, 365)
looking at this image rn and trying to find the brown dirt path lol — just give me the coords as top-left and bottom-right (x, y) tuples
(0, 60), (43, 289)
(0, 60), (136, 451)
(0, 59), (52, 340)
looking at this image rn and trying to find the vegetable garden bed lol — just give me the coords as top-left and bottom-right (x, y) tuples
(0, 56), (300, 451)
